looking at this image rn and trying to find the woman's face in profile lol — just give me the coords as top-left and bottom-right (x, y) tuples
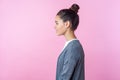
(55, 15), (67, 36)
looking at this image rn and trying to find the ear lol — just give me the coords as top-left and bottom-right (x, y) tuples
(64, 21), (71, 28)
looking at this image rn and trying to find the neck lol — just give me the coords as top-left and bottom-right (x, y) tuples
(64, 29), (77, 41)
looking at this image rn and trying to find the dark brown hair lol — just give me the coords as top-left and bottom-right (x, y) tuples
(57, 4), (80, 31)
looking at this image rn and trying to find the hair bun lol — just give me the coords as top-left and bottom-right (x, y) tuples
(69, 4), (80, 13)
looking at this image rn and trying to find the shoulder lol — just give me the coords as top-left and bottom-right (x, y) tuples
(65, 40), (84, 60)
(67, 40), (83, 52)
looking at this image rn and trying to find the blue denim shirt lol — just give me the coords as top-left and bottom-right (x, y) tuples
(56, 40), (85, 80)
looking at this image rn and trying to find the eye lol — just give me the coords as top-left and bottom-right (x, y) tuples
(56, 22), (58, 25)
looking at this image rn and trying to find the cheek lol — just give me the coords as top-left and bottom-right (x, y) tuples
(57, 25), (63, 31)
(57, 25), (66, 34)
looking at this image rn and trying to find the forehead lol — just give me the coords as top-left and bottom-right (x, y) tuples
(55, 15), (62, 21)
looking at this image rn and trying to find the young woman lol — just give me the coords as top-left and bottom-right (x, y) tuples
(55, 4), (85, 80)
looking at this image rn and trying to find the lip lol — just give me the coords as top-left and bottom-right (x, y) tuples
(55, 29), (57, 32)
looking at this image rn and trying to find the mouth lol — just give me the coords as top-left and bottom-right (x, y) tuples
(55, 29), (58, 32)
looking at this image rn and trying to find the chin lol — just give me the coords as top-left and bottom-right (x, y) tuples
(56, 34), (62, 36)
(56, 33), (63, 36)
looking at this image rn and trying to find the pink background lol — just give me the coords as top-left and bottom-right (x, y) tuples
(0, 0), (120, 80)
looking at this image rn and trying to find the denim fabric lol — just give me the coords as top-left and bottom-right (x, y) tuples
(56, 40), (85, 80)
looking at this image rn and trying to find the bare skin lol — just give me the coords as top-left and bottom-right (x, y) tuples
(55, 15), (77, 41)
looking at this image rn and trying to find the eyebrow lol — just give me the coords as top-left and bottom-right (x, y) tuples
(55, 21), (58, 23)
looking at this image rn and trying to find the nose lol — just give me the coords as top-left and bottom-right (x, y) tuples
(54, 25), (56, 29)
